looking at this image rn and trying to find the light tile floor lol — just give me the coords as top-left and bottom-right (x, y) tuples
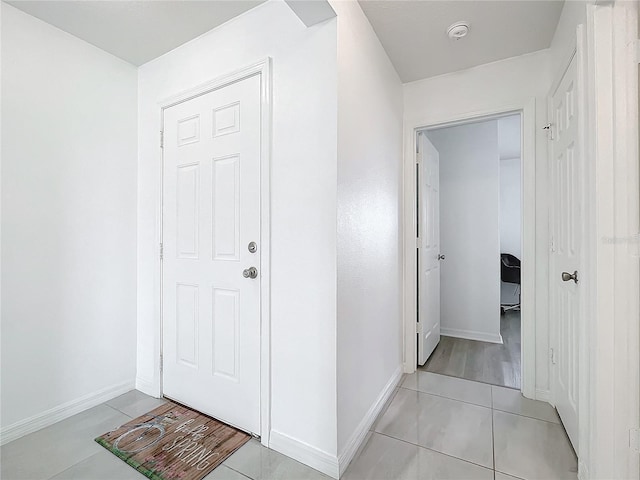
(1, 372), (577, 480)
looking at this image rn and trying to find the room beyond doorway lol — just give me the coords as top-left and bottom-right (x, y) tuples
(420, 310), (521, 389)
(416, 113), (523, 391)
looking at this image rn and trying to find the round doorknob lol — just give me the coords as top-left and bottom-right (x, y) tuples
(561, 271), (578, 283)
(243, 267), (258, 279)
(438, 254), (445, 260)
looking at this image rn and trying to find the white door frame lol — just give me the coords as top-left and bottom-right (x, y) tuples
(403, 98), (537, 399)
(157, 58), (272, 447)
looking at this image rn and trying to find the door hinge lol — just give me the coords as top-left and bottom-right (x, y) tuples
(630, 428), (640, 452)
(160, 242), (164, 260)
(636, 39), (640, 64)
(550, 348), (557, 365)
(543, 123), (554, 140)
(416, 322), (422, 334)
(160, 130), (164, 149)
(160, 353), (164, 374)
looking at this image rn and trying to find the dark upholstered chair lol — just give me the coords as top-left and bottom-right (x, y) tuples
(501, 253), (521, 314)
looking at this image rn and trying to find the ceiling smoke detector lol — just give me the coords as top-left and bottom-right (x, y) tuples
(447, 22), (470, 40)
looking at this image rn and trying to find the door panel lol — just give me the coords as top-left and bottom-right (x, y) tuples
(212, 155), (240, 261)
(162, 74), (261, 435)
(176, 164), (199, 258)
(550, 55), (581, 451)
(418, 133), (441, 366)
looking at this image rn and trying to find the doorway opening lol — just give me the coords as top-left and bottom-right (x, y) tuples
(415, 113), (523, 390)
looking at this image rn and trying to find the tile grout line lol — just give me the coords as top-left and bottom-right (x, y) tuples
(372, 430), (494, 472)
(417, 368), (521, 391)
(368, 386), (400, 434)
(492, 407), (561, 425)
(44, 451), (104, 480)
(493, 407), (563, 426)
(220, 463), (255, 480)
(418, 369), (519, 390)
(398, 385), (492, 410)
(495, 468), (527, 480)
(403, 379), (561, 426)
(103, 403), (134, 419)
(27, 402), (137, 480)
(64, 404), (135, 478)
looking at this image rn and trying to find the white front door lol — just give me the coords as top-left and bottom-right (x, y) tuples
(162, 74), (261, 435)
(549, 54), (582, 452)
(417, 132), (441, 366)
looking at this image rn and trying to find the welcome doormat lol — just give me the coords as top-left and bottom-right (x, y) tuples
(96, 401), (250, 480)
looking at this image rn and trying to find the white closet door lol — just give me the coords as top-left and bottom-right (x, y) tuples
(550, 55), (582, 452)
(418, 133), (442, 366)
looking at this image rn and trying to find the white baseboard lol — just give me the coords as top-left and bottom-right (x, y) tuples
(269, 430), (339, 479)
(136, 376), (161, 398)
(338, 366), (403, 477)
(0, 380), (134, 446)
(535, 388), (551, 403)
(441, 328), (503, 344)
(403, 363), (415, 374)
(578, 460), (589, 480)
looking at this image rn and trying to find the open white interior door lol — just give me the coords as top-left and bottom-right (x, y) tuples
(417, 132), (442, 366)
(549, 53), (582, 452)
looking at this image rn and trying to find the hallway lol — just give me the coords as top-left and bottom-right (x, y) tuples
(1, 371), (577, 480)
(351, 371), (576, 479)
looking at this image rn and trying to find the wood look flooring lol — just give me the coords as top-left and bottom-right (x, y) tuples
(420, 311), (521, 389)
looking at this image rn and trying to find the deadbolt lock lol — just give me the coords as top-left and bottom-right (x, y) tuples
(248, 241), (257, 253)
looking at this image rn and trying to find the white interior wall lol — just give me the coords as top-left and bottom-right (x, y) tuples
(548, 0), (590, 78)
(404, 49), (552, 395)
(1, 3), (138, 441)
(331, 0), (404, 469)
(500, 158), (522, 305)
(427, 121), (502, 343)
(498, 115), (522, 305)
(498, 113), (522, 259)
(135, 0), (339, 470)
